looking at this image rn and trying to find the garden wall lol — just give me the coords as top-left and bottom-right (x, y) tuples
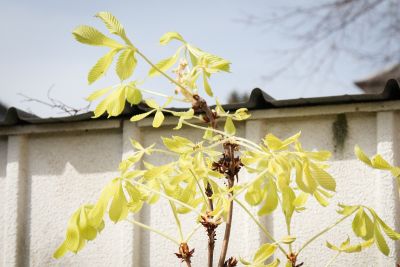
(0, 100), (399, 266)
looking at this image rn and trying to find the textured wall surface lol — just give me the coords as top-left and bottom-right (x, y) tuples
(0, 102), (399, 267)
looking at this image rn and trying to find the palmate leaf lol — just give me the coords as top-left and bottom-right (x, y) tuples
(88, 49), (119, 84)
(73, 25), (123, 48)
(116, 49), (137, 81)
(53, 205), (106, 259)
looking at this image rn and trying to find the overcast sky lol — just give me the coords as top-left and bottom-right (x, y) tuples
(0, 0), (380, 117)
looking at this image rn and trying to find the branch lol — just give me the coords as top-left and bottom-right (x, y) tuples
(18, 86), (91, 116)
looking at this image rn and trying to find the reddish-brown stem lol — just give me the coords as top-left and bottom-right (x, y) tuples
(184, 259), (192, 267)
(216, 143), (241, 267)
(193, 94), (218, 267)
(218, 181), (234, 267)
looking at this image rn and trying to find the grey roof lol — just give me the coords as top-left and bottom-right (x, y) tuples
(1, 79), (399, 127)
(355, 64), (400, 94)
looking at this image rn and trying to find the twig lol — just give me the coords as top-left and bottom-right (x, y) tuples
(18, 86), (91, 115)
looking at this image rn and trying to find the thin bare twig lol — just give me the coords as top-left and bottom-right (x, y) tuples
(18, 86), (91, 116)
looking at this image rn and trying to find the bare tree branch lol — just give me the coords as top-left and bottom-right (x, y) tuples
(238, 0), (400, 81)
(18, 86), (91, 116)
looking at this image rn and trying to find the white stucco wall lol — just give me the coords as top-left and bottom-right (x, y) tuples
(0, 101), (399, 267)
(0, 137), (7, 265)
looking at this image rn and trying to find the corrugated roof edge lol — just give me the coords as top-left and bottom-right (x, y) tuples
(1, 79), (399, 127)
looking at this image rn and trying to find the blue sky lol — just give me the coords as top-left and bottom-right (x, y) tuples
(0, 0), (379, 117)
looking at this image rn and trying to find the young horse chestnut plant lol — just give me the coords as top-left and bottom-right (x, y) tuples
(54, 12), (400, 267)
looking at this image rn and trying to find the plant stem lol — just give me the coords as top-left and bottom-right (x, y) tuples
(184, 223), (202, 242)
(184, 258), (192, 267)
(234, 198), (287, 255)
(324, 251), (341, 267)
(139, 88), (188, 103)
(218, 189), (234, 267)
(168, 200), (184, 241)
(126, 218), (179, 245)
(135, 49), (188, 93)
(286, 217), (293, 253)
(182, 121), (263, 153)
(189, 168), (210, 209)
(130, 180), (200, 215)
(297, 209), (357, 255)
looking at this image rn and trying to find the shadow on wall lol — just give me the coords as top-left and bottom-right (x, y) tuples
(0, 137), (7, 177)
(27, 129), (122, 175)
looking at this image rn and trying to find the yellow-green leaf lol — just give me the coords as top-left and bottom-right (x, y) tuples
(224, 117), (236, 135)
(93, 95), (110, 118)
(152, 110), (164, 128)
(125, 86), (142, 105)
(64, 210), (81, 251)
(258, 178), (278, 216)
(53, 242), (68, 259)
(253, 243), (277, 263)
(302, 163), (318, 193)
(233, 108), (251, 121)
(145, 99), (159, 109)
(337, 203), (358, 216)
(354, 145), (372, 166)
(374, 223), (389, 256)
(88, 49), (119, 84)
(293, 192), (309, 209)
(203, 73), (213, 97)
(73, 25), (122, 48)
(369, 208), (400, 240)
(265, 259), (280, 267)
(95, 12), (130, 44)
(109, 181), (128, 222)
(311, 164), (336, 192)
(313, 190), (329, 207)
(106, 87), (126, 117)
(281, 235), (296, 244)
(264, 134), (283, 151)
(116, 49), (137, 80)
(159, 32), (185, 45)
(86, 87), (112, 101)
(130, 110), (155, 122)
(352, 207), (367, 238)
(371, 154), (392, 170)
(149, 50), (180, 77)
(281, 131), (301, 147)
